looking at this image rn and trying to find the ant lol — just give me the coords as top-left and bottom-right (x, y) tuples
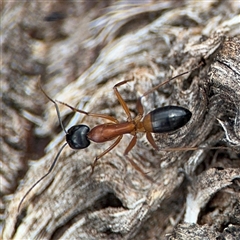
(18, 62), (204, 212)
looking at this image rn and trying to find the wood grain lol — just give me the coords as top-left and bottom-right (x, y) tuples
(2, 1), (240, 239)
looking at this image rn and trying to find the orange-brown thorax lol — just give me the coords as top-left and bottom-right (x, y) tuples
(88, 121), (146, 143)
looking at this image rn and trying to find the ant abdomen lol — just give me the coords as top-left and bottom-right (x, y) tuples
(143, 106), (192, 133)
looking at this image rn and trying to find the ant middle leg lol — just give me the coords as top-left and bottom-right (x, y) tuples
(124, 134), (137, 155)
(113, 78), (135, 121)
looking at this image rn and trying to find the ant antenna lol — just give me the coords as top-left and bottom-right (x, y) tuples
(18, 142), (67, 212)
(18, 78), (68, 212)
(38, 80), (67, 134)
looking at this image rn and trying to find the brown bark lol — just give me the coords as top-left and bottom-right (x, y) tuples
(1, 1), (240, 239)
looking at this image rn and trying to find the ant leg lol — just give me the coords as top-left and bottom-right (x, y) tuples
(133, 63), (203, 121)
(125, 155), (145, 175)
(113, 79), (135, 121)
(140, 62), (204, 100)
(91, 135), (123, 175)
(125, 155), (153, 181)
(146, 132), (159, 150)
(123, 135), (148, 177)
(124, 135), (137, 155)
(56, 100), (119, 123)
(135, 98), (144, 120)
(39, 80), (118, 124)
(124, 138), (154, 181)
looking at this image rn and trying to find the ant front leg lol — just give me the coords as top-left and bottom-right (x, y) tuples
(90, 135), (123, 175)
(56, 100), (119, 123)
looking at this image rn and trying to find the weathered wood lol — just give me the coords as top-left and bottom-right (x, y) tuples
(2, 1), (240, 239)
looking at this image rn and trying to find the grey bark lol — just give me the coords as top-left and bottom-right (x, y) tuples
(1, 1), (240, 239)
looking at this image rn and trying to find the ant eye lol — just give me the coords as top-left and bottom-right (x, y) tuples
(66, 125), (90, 149)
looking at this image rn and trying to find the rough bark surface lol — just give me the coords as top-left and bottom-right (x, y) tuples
(1, 1), (240, 239)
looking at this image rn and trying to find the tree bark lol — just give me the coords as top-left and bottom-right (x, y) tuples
(2, 1), (240, 239)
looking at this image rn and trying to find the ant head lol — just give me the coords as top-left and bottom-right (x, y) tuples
(66, 124), (90, 149)
(18, 81), (92, 213)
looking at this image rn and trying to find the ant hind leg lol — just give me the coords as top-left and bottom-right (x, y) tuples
(146, 132), (159, 150)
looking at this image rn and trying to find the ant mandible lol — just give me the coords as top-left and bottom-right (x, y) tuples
(18, 62), (203, 212)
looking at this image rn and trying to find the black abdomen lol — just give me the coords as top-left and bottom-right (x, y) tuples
(143, 106), (192, 133)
